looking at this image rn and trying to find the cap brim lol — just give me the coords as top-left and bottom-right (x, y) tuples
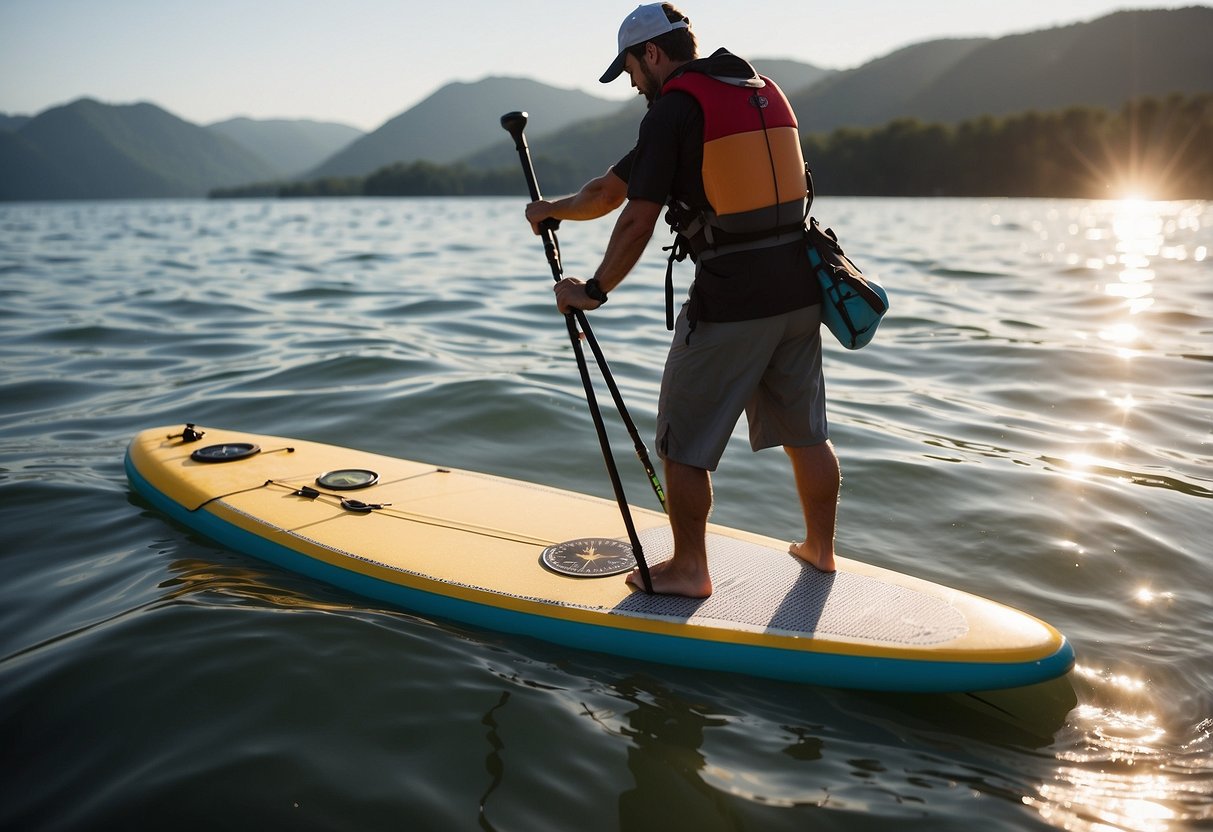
(599, 51), (627, 84)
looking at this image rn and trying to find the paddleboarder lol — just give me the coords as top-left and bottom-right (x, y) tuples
(527, 3), (838, 597)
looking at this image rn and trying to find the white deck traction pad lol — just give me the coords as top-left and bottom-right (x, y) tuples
(611, 527), (970, 645)
(252, 500), (969, 647)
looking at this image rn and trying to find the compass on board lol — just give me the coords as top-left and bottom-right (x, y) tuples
(540, 538), (636, 577)
(190, 442), (260, 463)
(316, 469), (379, 490)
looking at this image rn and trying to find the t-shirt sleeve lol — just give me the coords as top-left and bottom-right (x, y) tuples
(625, 94), (692, 204)
(611, 147), (636, 183)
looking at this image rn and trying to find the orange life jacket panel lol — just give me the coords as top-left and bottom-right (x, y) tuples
(661, 71), (807, 247)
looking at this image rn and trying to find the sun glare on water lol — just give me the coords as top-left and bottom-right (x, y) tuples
(1095, 196), (1171, 345)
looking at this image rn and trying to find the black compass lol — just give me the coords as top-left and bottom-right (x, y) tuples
(190, 442), (260, 463)
(316, 469), (379, 490)
(540, 538), (636, 577)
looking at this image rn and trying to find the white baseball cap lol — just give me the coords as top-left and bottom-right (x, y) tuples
(599, 4), (689, 83)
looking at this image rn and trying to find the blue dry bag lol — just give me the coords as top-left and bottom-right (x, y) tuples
(806, 218), (888, 350)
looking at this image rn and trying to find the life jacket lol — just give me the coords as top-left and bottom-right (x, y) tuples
(661, 69), (809, 259)
(657, 67), (811, 331)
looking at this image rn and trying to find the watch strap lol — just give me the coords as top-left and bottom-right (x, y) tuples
(585, 278), (609, 303)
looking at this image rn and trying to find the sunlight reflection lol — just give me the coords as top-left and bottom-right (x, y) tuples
(1063, 453), (1100, 472)
(1027, 680), (1194, 831)
(1099, 323), (1141, 344)
(1097, 199), (1166, 339)
(1105, 281), (1153, 300)
(1134, 586), (1175, 605)
(1113, 200), (1165, 254)
(1028, 771), (1178, 832)
(1073, 665), (1148, 695)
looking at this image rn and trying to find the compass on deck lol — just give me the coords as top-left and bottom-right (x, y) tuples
(540, 538), (636, 577)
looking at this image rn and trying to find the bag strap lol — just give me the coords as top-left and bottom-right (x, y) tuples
(808, 217), (886, 313)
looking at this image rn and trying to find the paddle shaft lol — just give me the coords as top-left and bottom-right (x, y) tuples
(497, 118), (666, 513)
(500, 111), (658, 593)
(499, 138), (667, 515)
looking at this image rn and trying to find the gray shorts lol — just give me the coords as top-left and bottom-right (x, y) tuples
(655, 303), (829, 471)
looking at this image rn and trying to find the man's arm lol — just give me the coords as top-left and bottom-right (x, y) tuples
(526, 168), (628, 235)
(554, 198), (662, 313)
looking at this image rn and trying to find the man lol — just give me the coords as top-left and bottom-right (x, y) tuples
(527, 3), (839, 598)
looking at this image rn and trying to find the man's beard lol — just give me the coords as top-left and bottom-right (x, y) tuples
(639, 62), (662, 106)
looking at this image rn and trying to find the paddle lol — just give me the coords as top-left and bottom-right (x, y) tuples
(500, 110), (659, 594)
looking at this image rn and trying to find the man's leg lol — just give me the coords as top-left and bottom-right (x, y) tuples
(626, 458), (714, 597)
(786, 440), (839, 572)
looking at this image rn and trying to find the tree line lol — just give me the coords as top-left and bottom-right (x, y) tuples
(806, 93), (1212, 199)
(211, 93), (1213, 200)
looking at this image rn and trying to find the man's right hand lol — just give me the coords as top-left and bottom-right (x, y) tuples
(553, 278), (603, 314)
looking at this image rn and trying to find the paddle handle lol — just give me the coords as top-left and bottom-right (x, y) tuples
(500, 112), (540, 200)
(500, 111), (563, 278)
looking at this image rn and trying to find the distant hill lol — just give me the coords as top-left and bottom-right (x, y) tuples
(750, 59), (836, 95)
(460, 58), (832, 185)
(0, 98), (280, 200)
(789, 39), (989, 133)
(0, 113), (31, 131)
(7, 8), (1212, 202)
(790, 6), (1213, 132)
(909, 7), (1213, 123)
(207, 117), (364, 178)
(468, 10), (1213, 190)
(306, 77), (622, 179)
(462, 98), (644, 178)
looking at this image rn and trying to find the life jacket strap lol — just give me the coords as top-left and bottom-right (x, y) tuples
(692, 222), (808, 261)
(661, 235), (693, 331)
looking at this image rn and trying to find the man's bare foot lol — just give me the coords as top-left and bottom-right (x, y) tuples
(625, 558), (712, 598)
(789, 541), (836, 573)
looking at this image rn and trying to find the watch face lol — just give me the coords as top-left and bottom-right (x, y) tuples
(190, 442), (261, 463)
(541, 538), (636, 577)
(316, 469), (379, 490)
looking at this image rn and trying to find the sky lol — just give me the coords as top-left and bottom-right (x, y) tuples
(0, 0), (1199, 131)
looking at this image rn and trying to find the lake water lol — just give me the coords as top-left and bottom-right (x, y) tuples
(1, 196), (1210, 831)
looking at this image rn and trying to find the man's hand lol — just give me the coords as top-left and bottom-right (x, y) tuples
(554, 278), (603, 314)
(526, 201), (555, 236)
(523, 171), (627, 235)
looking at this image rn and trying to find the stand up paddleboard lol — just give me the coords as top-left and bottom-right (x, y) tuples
(125, 425), (1074, 692)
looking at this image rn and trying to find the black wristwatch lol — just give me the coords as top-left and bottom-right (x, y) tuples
(584, 278), (609, 303)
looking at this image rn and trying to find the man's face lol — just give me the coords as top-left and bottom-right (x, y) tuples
(623, 49), (662, 105)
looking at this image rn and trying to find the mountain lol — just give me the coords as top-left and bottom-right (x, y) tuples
(0, 98), (280, 200)
(460, 8), (1213, 194)
(0, 113), (31, 131)
(306, 77), (622, 179)
(790, 7), (1213, 133)
(460, 58), (831, 183)
(789, 39), (989, 133)
(207, 117), (364, 178)
(462, 98), (644, 176)
(749, 59), (835, 95)
(6, 8), (1210, 202)
(908, 7), (1213, 123)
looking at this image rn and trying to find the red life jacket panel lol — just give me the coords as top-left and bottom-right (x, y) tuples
(662, 71), (807, 245)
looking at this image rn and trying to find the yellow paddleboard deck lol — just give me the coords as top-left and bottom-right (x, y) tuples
(125, 425), (1074, 692)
